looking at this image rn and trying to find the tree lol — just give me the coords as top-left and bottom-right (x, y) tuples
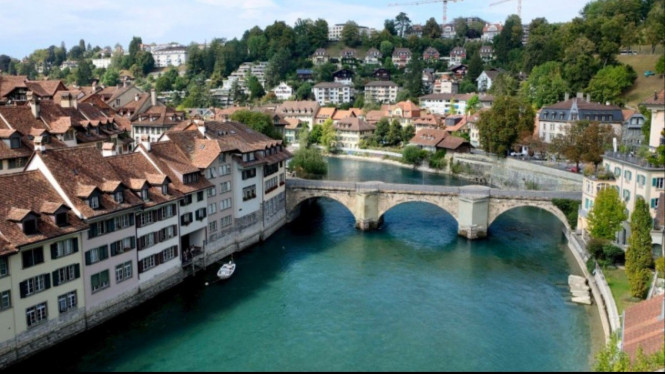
(586, 64), (636, 105)
(128, 36), (143, 68)
(592, 333), (631, 372)
(295, 82), (312, 100)
(476, 95), (535, 156)
(422, 17), (442, 39)
(380, 41), (394, 59)
(384, 19), (397, 36)
(341, 21), (361, 47)
(373, 118), (390, 145)
(587, 187), (627, 241)
(309, 124), (323, 144)
(320, 119), (337, 151)
(402, 145), (427, 165)
(581, 122), (615, 170)
(656, 55), (665, 76)
(550, 121), (588, 170)
(315, 62), (336, 82)
(394, 12), (412, 38)
(493, 14), (523, 65)
(467, 51), (484, 83)
(644, 2), (665, 54)
(402, 125), (415, 143)
(519, 61), (569, 109)
(101, 68), (120, 87)
(626, 197), (654, 298)
(230, 110), (282, 140)
(247, 76), (265, 100)
(387, 119), (403, 146)
(562, 36), (599, 93)
(75, 60), (93, 86)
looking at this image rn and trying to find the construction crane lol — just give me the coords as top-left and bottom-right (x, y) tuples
(489, 0), (522, 19)
(388, 0), (463, 26)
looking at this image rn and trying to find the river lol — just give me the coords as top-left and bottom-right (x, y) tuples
(12, 156), (602, 371)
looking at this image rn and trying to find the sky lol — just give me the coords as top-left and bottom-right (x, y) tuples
(0, 0), (592, 59)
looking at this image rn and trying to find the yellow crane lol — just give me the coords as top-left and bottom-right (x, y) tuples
(388, 0), (464, 25)
(489, 0), (522, 19)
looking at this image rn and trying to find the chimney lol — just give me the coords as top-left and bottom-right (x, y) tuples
(564, 92), (569, 102)
(135, 93), (140, 102)
(34, 136), (46, 153)
(586, 93), (591, 102)
(101, 142), (117, 157)
(150, 89), (156, 106)
(92, 80), (97, 92)
(123, 77), (128, 88)
(655, 91), (658, 100)
(196, 120), (206, 136)
(27, 91), (40, 118)
(576, 92), (583, 99)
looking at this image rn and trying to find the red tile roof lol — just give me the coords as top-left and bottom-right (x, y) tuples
(622, 294), (665, 361)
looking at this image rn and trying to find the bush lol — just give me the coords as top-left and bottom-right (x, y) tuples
(552, 198), (581, 229)
(656, 257), (665, 278)
(602, 244), (624, 265)
(587, 238), (606, 259)
(586, 258), (597, 274)
(629, 268), (652, 299)
(402, 146), (427, 166)
(288, 147), (327, 179)
(428, 150), (447, 169)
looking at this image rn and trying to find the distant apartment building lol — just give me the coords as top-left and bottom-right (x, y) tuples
(482, 23), (502, 42)
(312, 82), (352, 106)
(152, 45), (188, 68)
(272, 82), (293, 101)
(364, 81), (399, 104)
(328, 23), (373, 41)
(392, 48), (412, 69)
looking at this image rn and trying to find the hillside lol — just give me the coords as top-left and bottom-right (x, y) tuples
(618, 52), (664, 109)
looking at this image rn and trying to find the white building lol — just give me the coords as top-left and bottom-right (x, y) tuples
(419, 93), (476, 115)
(91, 58), (112, 69)
(364, 81), (399, 104)
(152, 45), (188, 68)
(272, 82), (293, 101)
(328, 23), (373, 41)
(312, 82), (352, 106)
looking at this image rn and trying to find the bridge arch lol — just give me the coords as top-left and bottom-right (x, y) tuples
(286, 189), (359, 224)
(488, 200), (571, 232)
(377, 195), (459, 225)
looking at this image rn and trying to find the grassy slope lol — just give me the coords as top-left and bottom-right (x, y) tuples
(617, 52), (664, 109)
(603, 267), (640, 314)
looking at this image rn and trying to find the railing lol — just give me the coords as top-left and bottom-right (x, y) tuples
(286, 178), (582, 201)
(603, 151), (661, 169)
(181, 246), (203, 267)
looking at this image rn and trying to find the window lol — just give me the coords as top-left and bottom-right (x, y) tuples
(220, 215), (232, 228)
(114, 190), (124, 203)
(22, 247), (44, 269)
(207, 203), (217, 216)
(196, 208), (207, 221)
(26, 302), (48, 328)
(207, 187), (217, 198)
(0, 290), (10, 311)
(220, 181), (231, 193)
(652, 198), (660, 209)
(219, 164), (231, 176)
(110, 236), (135, 256)
(624, 170), (632, 181)
(22, 218), (37, 235)
(653, 177), (664, 189)
(265, 177), (278, 193)
(637, 174), (646, 187)
(90, 270), (110, 293)
(115, 261), (133, 283)
(19, 274), (50, 298)
(55, 212), (69, 227)
(242, 168), (256, 180)
(162, 184), (169, 195)
(162, 246), (177, 262)
(197, 191), (204, 202)
(180, 194), (193, 206)
(209, 220), (218, 232)
(140, 256), (157, 272)
(50, 238), (78, 259)
(243, 185), (257, 201)
(89, 195), (100, 209)
(180, 212), (193, 226)
(162, 204), (176, 219)
(0, 257), (8, 277)
(58, 291), (77, 313)
(85, 245), (109, 265)
(623, 189), (631, 202)
(183, 173), (200, 184)
(10, 136), (20, 149)
(220, 198), (232, 211)
(205, 167), (217, 179)
(52, 264), (80, 286)
(141, 187), (149, 201)
(614, 167), (621, 177)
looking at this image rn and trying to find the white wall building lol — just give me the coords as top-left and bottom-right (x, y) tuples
(312, 82), (352, 106)
(152, 45), (188, 68)
(272, 82), (293, 101)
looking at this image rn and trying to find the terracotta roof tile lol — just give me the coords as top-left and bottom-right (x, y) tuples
(622, 294), (665, 360)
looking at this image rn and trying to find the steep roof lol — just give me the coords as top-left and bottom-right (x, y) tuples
(622, 294), (665, 361)
(334, 117), (375, 132)
(0, 170), (87, 255)
(106, 152), (177, 207)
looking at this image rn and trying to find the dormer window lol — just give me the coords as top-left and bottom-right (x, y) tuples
(141, 187), (149, 201)
(161, 184), (168, 195)
(22, 217), (38, 235)
(55, 212), (69, 227)
(10, 136), (20, 149)
(114, 190), (124, 203)
(89, 195), (100, 209)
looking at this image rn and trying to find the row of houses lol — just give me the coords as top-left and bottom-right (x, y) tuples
(311, 45), (495, 69)
(0, 118), (291, 367)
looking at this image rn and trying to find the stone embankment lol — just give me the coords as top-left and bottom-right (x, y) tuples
(569, 274), (593, 305)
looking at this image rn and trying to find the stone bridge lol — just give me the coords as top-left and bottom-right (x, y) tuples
(285, 179), (582, 239)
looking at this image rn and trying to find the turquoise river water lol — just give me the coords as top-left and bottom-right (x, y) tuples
(12, 157), (601, 371)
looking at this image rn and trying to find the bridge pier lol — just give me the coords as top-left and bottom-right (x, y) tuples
(354, 189), (381, 231)
(457, 187), (490, 240)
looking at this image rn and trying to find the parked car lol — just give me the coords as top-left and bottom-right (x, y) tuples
(568, 166), (579, 173)
(644, 70), (655, 77)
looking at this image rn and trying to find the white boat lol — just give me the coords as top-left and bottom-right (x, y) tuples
(216, 261), (236, 279)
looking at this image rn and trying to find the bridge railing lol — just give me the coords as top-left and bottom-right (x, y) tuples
(286, 178), (582, 201)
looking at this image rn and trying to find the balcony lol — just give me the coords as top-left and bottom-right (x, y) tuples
(181, 246), (203, 267)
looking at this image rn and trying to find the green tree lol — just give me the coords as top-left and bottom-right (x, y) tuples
(656, 55), (665, 75)
(341, 21), (361, 47)
(586, 64), (636, 105)
(402, 125), (415, 144)
(467, 50), (484, 83)
(315, 62), (336, 82)
(644, 2), (665, 54)
(477, 95), (535, 156)
(402, 145), (427, 165)
(128, 36), (143, 68)
(247, 75), (265, 100)
(626, 197), (654, 298)
(493, 14), (523, 65)
(581, 122), (615, 170)
(592, 333), (631, 372)
(422, 17), (442, 39)
(373, 118), (390, 145)
(380, 41), (394, 59)
(320, 119), (337, 151)
(288, 142), (328, 179)
(230, 110), (281, 140)
(101, 68), (119, 87)
(75, 60), (94, 85)
(562, 36), (599, 93)
(387, 119), (403, 146)
(519, 61), (569, 108)
(295, 82), (312, 100)
(394, 12), (411, 38)
(309, 124), (323, 144)
(550, 120), (589, 170)
(587, 187), (627, 240)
